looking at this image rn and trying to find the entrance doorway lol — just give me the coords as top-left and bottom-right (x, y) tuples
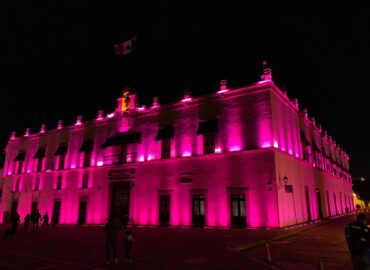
(230, 194), (246, 227)
(110, 182), (131, 227)
(159, 195), (170, 226)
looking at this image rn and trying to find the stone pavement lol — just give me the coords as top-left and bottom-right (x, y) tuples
(0, 214), (356, 270)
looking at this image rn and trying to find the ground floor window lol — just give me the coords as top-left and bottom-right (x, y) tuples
(192, 194), (205, 226)
(230, 194), (246, 227)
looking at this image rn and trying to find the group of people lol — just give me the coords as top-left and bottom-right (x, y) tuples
(9, 210), (57, 234)
(104, 216), (134, 264)
(23, 210), (53, 231)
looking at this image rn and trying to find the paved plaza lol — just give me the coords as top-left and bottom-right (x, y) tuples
(0, 214), (357, 270)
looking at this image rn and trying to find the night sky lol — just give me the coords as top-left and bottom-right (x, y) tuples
(1, 4), (369, 199)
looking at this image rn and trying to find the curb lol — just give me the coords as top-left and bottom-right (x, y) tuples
(234, 213), (355, 252)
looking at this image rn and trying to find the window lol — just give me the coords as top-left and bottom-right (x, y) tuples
(14, 151), (26, 174)
(54, 145), (68, 170)
(79, 141), (93, 168)
(56, 175), (63, 190)
(58, 154), (66, 170)
(17, 160), (24, 174)
(34, 177), (40, 191)
(82, 174), (89, 189)
(155, 126), (174, 159)
(83, 150), (91, 168)
(36, 157), (43, 172)
(192, 194), (205, 226)
(203, 133), (216, 154)
(230, 194), (246, 227)
(161, 139), (171, 159)
(15, 178), (21, 192)
(197, 119), (218, 154)
(33, 148), (46, 172)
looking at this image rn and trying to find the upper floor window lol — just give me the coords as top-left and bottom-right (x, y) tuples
(197, 119), (218, 154)
(101, 132), (142, 164)
(79, 141), (93, 168)
(33, 148), (46, 172)
(161, 139), (171, 159)
(14, 151), (26, 174)
(155, 126), (174, 159)
(54, 145), (68, 170)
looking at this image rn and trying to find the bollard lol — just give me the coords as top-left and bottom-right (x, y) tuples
(319, 258), (324, 270)
(266, 240), (272, 263)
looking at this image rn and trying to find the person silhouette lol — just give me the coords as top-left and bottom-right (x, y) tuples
(32, 209), (41, 231)
(24, 214), (31, 231)
(41, 212), (49, 229)
(123, 230), (134, 263)
(104, 216), (122, 264)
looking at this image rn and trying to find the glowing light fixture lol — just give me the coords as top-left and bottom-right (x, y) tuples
(97, 161), (104, 167)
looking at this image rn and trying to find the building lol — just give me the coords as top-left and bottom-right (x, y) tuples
(0, 66), (353, 228)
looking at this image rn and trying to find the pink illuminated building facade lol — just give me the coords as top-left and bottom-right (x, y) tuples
(0, 66), (353, 228)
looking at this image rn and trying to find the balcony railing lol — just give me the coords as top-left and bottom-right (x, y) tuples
(103, 152), (137, 165)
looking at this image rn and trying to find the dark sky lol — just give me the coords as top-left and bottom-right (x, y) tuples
(1, 4), (369, 199)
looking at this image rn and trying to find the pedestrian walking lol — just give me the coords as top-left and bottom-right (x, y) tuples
(24, 214), (31, 231)
(32, 209), (41, 231)
(10, 211), (20, 234)
(123, 230), (134, 263)
(345, 213), (370, 270)
(41, 212), (49, 229)
(104, 216), (122, 264)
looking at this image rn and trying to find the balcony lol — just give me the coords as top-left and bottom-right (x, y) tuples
(103, 152), (137, 165)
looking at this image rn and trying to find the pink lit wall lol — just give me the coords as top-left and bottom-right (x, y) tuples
(132, 150), (279, 228)
(274, 151), (353, 227)
(270, 88), (300, 158)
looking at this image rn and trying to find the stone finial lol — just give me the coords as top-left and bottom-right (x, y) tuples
(24, 128), (30, 137)
(57, 120), (63, 129)
(303, 109), (308, 119)
(311, 117), (316, 127)
(152, 97), (159, 107)
(260, 60), (272, 81)
(182, 89), (192, 103)
(292, 99), (299, 108)
(97, 110), (104, 120)
(10, 131), (16, 140)
(220, 79), (228, 91)
(40, 124), (46, 134)
(76, 115), (83, 125)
